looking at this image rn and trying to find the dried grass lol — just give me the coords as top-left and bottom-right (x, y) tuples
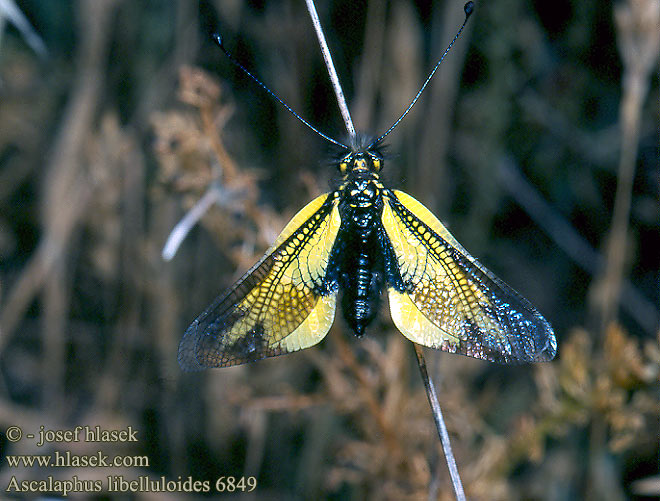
(0, 0), (658, 499)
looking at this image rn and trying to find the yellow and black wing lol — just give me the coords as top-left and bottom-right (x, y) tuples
(178, 192), (341, 370)
(382, 190), (556, 364)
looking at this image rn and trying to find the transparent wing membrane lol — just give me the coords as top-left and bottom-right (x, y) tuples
(178, 193), (341, 369)
(383, 190), (556, 364)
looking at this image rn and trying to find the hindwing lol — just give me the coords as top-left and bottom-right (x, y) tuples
(382, 190), (556, 364)
(178, 192), (341, 370)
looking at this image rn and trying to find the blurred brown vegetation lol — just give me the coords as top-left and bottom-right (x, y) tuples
(1, 0), (659, 499)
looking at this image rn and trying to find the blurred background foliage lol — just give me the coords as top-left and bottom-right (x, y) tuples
(0, 0), (659, 499)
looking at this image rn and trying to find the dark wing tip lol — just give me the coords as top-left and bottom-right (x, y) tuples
(178, 319), (206, 372)
(494, 309), (557, 364)
(533, 322), (557, 362)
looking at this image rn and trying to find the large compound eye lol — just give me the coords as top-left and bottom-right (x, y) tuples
(369, 152), (383, 172)
(338, 155), (351, 175)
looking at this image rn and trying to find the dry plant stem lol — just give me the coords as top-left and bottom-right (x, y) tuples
(495, 156), (658, 335)
(163, 82), (243, 261)
(200, 106), (239, 180)
(597, 71), (647, 331)
(351, 0), (386, 128)
(162, 184), (224, 261)
(0, 0), (48, 57)
(586, 2), (660, 498)
(303, 0), (356, 140)
(334, 332), (400, 452)
(416, 1), (472, 209)
(0, 0), (117, 350)
(42, 256), (67, 413)
(413, 344), (465, 501)
(594, 0), (660, 332)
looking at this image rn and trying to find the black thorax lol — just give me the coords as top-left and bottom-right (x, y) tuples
(329, 171), (386, 336)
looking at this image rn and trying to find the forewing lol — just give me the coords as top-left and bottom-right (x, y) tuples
(179, 193), (341, 370)
(383, 190), (556, 364)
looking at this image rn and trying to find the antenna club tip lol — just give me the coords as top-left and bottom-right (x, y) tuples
(212, 33), (223, 47)
(464, 1), (474, 18)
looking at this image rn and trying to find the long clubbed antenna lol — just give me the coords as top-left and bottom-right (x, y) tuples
(367, 1), (474, 149)
(304, 0), (357, 142)
(213, 34), (349, 150)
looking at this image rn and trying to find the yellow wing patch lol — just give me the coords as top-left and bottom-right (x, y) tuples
(178, 193), (341, 369)
(383, 190), (555, 364)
